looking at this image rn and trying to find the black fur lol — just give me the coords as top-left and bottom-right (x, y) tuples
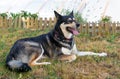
(6, 11), (80, 72)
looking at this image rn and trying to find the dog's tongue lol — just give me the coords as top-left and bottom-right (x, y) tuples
(72, 29), (79, 35)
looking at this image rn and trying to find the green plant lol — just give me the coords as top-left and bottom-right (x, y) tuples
(21, 11), (38, 19)
(106, 34), (116, 42)
(10, 13), (20, 19)
(21, 11), (29, 19)
(61, 9), (86, 23)
(0, 13), (8, 18)
(101, 16), (111, 22)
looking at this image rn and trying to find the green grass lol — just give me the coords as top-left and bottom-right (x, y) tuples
(0, 28), (120, 79)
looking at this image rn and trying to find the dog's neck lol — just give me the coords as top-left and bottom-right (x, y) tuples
(50, 30), (74, 49)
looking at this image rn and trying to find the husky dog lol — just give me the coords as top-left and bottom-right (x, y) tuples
(6, 11), (107, 72)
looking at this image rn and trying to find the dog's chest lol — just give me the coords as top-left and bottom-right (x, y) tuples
(60, 44), (77, 55)
(61, 47), (73, 55)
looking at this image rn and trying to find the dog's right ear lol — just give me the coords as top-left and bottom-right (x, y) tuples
(54, 11), (62, 19)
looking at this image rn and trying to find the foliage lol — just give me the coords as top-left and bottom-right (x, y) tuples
(0, 12), (8, 18)
(101, 16), (111, 22)
(21, 11), (38, 19)
(0, 11), (38, 19)
(10, 13), (20, 19)
(61, 9), (87, 23)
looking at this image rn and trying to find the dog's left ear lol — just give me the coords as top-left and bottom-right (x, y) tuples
(69, 11), (73, 16)
(54, 10), (62, 19)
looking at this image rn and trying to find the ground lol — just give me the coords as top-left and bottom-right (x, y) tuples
(0, 27), (120, 79)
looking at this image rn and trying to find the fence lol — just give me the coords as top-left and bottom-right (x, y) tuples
(0, 16), (120, 36)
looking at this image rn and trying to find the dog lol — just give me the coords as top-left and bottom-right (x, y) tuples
(6, 11), (107, 72)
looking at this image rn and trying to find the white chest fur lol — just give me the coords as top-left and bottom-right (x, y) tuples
(61, 47), (72, 55)
(61, 44), (77, 55)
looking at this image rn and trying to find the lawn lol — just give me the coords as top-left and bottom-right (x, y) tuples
(0, 27), (120, 79)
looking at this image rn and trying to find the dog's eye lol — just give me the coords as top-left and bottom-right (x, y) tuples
(64, 20), (73, 24)
(68, 20), (73, 23)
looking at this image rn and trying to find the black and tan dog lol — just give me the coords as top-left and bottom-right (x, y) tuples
(6, 11), (107, 72)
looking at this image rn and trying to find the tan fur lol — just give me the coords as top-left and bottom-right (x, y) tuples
(60, 22), (76, 39)
(29, 45), (51, 66)
(29, 53), (38, 66)
(58, 54), (76, 62)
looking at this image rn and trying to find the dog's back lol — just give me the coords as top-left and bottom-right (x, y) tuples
(6, 32), (61, 72)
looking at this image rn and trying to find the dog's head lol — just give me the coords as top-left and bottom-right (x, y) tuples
(54, 11), (80, 39)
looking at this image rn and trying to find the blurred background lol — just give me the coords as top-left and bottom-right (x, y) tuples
(0, 0), (120, 21)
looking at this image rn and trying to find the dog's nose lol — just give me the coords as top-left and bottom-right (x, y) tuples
(76, 23), (80, 27)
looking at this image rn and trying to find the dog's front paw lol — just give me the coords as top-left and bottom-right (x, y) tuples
(99, 52), (107, 56)
(67, 54), (77, 62)
(42, 62), (51, 65)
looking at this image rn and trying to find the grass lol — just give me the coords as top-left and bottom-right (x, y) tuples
(0, 27), (120, 79)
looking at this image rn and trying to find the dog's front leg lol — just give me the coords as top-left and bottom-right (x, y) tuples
(76, 51), (107, 56)
(72, 44), (107, 57)
(58, 54), (77, 62)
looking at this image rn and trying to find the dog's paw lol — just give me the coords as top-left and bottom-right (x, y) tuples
(99, 52), (107, 56)
(43, 62), (51, 65)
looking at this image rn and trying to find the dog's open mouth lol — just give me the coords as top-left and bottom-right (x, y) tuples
(67, 27), (79, 35)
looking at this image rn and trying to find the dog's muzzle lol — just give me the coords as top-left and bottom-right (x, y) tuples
(67, 27), (79, 35)
(76, 23), (80, 28)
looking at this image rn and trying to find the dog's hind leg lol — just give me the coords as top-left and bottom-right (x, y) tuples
(29, 45), (51, 66)
(30, 53), (51, 66)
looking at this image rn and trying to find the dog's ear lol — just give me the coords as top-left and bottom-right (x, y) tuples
(54, 11), (62, 19)
(69, 11), (73, 16)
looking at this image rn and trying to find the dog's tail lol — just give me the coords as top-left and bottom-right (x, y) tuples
(6, 55), (32, 72)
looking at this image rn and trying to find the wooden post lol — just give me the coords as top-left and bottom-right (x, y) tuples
(8, 17), (12, 27)
(29, 17), (32, 28)
(105, 22), (109, 35)
(48, 17), (53, 30)
(101, 22), (105, 36)
(80, 23), (83, 34)
(34, 18), (38, 29)
(39, 18), (43, 30)
(53, 17), (56, 25)
(98, 22), (102, 36)
(0, 16), (3, 27)
(52, 17), (56, 28)
(85, 22), (89, 35)
(0, 16), (2, 27)
(96, 22), (99, 36)
(117, 21), (120, 33)
(3, 17), (8, 27)
(92, 22), (95, 36)
(83, 23), (86, 34)
(26, 17), (30, 29)
(44, 18), (48, 28)
(88, 22), (92, 36)
(14, 17), (18, 28)
(18, 16), (22, 28)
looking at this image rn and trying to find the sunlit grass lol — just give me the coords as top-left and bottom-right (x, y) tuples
(0, 27), (120, 79)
